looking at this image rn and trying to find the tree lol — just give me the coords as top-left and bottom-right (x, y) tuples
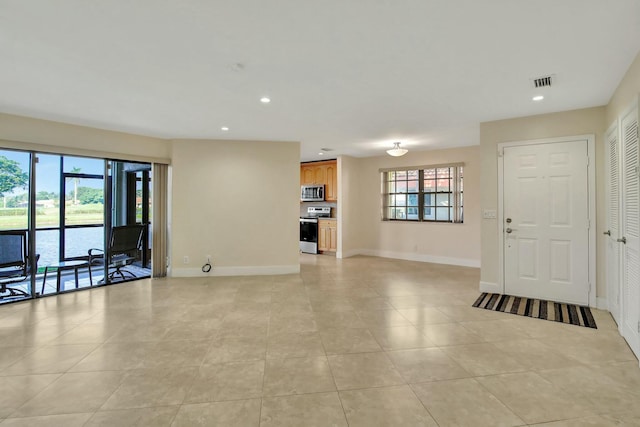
(0, 155), (28, 197)
(36, 190), (58, 200)
(70, 167), (81, 205)
(77, 187), (103, 205)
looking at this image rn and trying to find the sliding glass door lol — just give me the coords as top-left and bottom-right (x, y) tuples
(1, 147), (153, 304)
(0, 149), (33, 303)
(61, 156), (105, 262)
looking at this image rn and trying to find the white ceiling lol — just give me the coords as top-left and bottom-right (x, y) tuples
(1, 1), (640, 161)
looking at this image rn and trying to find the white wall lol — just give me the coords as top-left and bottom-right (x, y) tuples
(170, 138), (301, 276)
(340, 146), (481, 267)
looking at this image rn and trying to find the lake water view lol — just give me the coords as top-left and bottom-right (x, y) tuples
(36, 226), (104, 266)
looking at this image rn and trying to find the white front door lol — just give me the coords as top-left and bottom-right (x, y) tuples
(503, 140), (590, 305)
(620, 105), (640, 357)
(605, 122), (622, 326)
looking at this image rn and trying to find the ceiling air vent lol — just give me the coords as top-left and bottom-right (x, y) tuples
(531, 75), (555, 88)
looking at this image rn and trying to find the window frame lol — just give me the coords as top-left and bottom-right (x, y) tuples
(380, 163), (464, 223)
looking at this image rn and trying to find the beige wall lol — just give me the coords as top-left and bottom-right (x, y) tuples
(0, 114), (300, 277)
(170, 139), (301, 276)
(606, 51), (640, 124)
(341, 146), (481, 267)
(337, 155), (364, 257)
(479, 107), (606, 296)
(479, 52), (639, 305)
(0, 113), (170, 163)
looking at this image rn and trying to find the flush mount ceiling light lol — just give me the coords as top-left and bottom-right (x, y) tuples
(260, 97), (271, 103)
(532, 95), (544, 101)
(221, 126), (229, 131)
(386, 142), (408, 157)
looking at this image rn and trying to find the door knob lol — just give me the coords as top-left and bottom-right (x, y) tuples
(506, 218), (512, 223)
(617, 237), (627, 244)
(603, 230), (611, 236)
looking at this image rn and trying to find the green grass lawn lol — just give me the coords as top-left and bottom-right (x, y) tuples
(0, 204), (105, 229)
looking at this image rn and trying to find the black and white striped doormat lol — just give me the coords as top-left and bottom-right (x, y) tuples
(473, 293), (597, 329)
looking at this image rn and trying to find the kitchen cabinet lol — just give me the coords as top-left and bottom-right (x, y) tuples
(318, 219), (337, 252)
(325, 163), (337, 201)
(314, 165), (326, 186)
(300, 160), (337, 201)
(301, 166), (315, 185)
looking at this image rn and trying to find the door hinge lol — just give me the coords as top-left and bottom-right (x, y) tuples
(587, 156), (590, 166)
(498, 148), (504, 157)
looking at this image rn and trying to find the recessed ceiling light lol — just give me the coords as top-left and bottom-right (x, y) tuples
(221, 126), (229, 131)
(260, 97), (271, 103)
(318, 152), (324, 155)
(532, 95), (544, 101)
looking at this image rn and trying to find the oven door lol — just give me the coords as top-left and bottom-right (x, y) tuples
(300, 218), (318, 254)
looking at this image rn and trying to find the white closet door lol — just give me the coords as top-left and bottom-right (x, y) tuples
(605, 122), (622, 326)
(621, 103), (640, 358)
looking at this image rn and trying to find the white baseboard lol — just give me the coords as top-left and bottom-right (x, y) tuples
(479, 281), (501, 294)
(357, 249), (480, 268)
(596, 297), (608, 310)
(170, 264), (300, 278)
(336, 249), (367, 259)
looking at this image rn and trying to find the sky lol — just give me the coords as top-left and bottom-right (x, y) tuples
(1, 149), (104, 195)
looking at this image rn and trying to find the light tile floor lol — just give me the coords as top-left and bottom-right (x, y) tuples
(0, 254), (639, 426)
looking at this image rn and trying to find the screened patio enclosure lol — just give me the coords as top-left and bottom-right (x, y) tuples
(0, 148), (152, 303)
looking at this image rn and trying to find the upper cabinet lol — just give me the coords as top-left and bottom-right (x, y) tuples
(301, 167), (315, 185)
(325, 163), (337, 201)
(300, 160), (337, 202)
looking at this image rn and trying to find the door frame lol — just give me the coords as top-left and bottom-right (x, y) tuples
(497, 134), (596, 307)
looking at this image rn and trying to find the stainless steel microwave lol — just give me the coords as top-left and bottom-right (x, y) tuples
(301, 185), (324, 202)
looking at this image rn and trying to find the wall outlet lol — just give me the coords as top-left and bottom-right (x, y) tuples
(183, 256), (189, 264)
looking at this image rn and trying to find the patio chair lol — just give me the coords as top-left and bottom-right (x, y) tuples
(88, 224), (145, 285)
(0, 230), (39, 300)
